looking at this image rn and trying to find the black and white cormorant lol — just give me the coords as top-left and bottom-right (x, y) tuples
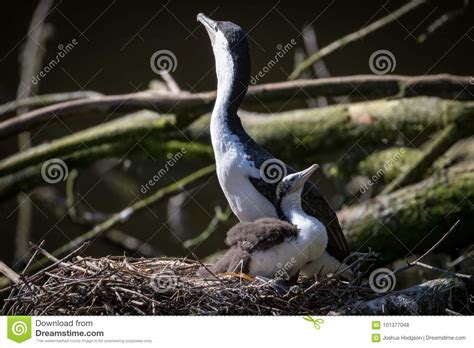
(197, 13), (350, 276)
(202, 164), (332, 279)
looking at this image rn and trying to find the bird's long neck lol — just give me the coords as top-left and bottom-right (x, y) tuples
(278, 189), (305, 222)
(279, 189), (325, 239)
(211, 45), (250, 137)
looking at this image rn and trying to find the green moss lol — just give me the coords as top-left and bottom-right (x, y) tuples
(345, 168), (474, 263)
(0, 112), (176, 176)
(358, 147), (422, 182)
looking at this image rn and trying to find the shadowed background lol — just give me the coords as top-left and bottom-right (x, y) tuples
(0, 0), (473, 273)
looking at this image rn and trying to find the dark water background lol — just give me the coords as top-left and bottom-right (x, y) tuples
(0, 0), (473, 268)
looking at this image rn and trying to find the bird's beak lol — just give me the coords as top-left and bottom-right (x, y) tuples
(197, 13), (217, 44)
(292, 164), (319, 191)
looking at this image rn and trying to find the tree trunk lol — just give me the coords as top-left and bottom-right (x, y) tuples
(189, 97), (474, 164)
(338, 162), (474, 263)
(331, 278), (469, 315)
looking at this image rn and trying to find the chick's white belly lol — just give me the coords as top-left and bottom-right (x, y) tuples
(247, 240), (310, 278)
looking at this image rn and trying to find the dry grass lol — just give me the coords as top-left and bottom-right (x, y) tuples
(2, 255), (378, 315)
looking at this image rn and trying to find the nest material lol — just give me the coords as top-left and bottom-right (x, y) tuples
(3, 256), (377, 315)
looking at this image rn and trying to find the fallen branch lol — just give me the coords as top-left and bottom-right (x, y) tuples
(189, 97), (474, 165)
(331, 277), (468, 315)
(0, 139), (212, 201)
(0, 74), (472, 139)
(0, 112), (175, 176)
(0, 91), (102, 120)
(382, 124), (462, 194)
(339, 162), (474, 263)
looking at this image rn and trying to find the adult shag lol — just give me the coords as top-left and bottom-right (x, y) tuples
(202, 164), (331, 279)
(197, 13), (350, 276)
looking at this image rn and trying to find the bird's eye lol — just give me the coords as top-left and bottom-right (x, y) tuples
(213, 26), (218, 32)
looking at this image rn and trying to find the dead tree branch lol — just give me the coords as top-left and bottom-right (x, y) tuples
(0, 74), (472, 140)
(289, 0), (428, 79)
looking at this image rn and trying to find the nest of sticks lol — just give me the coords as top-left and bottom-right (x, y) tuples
(2, 253), (381, 315)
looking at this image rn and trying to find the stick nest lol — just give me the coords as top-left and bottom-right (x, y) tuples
(3, 256), (379, 315)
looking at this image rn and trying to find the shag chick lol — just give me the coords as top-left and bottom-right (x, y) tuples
(200, 164), (330, 279)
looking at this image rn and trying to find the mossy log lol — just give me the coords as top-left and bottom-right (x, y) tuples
(338, 162), (474, 263)
(189, 97), (474, 164)
(0, 140), (212, 201)
(357, 147), (422, 183)
(2, 97), (472, 178)
(0, 112), (213, 178)
(0, 110), (212, 201)
(1, 75), (472, 139)
(331, 278), (469, 315)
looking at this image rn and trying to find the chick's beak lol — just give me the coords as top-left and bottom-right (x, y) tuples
(293, 164), (319, 191)
(197, 13), (217, 43)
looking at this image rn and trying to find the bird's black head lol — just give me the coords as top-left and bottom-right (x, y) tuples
(197, 13), (249, 54)
(197, 13), (251, 115)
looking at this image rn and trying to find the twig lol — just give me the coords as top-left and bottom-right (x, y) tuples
(393, 220), (472, 280)
(411, 220), (461, 264)
(411, 261), (472, 279)
(393, 223), (458, 274)
(0, 91), (102, 120)
(14, 0), (55, 264)
(183, 206), (232, 248)
(301, 25), (328, 107)
(22, 240), (45, 274)
(40, 165), (215, 263)
(418, 7), (467, 43)
(104, 229), (161, 257)
(0, 262), (20, 284)
(65, 169), (79, 221)
(191, 252), (223, 284)
(289, 0), (428, 79)
(27, 241), (91, 278)
(160, 71), (182, 94)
